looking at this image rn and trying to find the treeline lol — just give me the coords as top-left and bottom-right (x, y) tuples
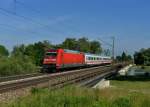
(134, 48), (150, 65)
(55, 37), (102, 54)
(11, 37), (102, 66)
(0, 45), (37, 76)
(116, 52), (132, 62)
(0, 37), (102, 76)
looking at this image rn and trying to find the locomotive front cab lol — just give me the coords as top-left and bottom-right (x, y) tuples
(43, 50), (57, 70)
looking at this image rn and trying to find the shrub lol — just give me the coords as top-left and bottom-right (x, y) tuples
(0, 56), (37, 76)
(141, 66), (145, 69)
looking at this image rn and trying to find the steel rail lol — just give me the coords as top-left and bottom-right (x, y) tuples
(0, 73), (45, 83)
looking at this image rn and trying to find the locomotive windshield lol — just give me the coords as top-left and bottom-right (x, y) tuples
(46, 52), (57, 57)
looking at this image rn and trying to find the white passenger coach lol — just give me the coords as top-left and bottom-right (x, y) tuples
(85, 54), (112, 65)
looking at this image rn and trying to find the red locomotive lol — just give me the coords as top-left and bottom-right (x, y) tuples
(43, 49), (112, 72)
(43, 49), (85, 71)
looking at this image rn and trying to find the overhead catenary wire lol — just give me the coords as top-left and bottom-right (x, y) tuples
(14, 0), (83, 35)
(0, 0), (82, 38)
(0, 11), (46, 35)
(0, 6), (66, 36)
(0, 2), (70, 35)
(15, 0), (43, 15)
(0, 7), (49, 27)
(98, 38), (112, 47)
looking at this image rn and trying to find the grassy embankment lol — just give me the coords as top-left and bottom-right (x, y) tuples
(135, 65), (150, 72)
(141, 66), (150, 72)
(1, 77), (150, 107)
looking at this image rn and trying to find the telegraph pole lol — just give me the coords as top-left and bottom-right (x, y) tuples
(112, 36), (115, 61)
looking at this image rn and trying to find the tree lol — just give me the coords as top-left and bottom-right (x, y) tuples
(25, 41), (53, 66)
(0, 45), (9, 56)
(77, 37), (90, 53)
(90, 40), (102, 54)
(59, 37), (102, 54)
(121, 52), (127, 61)
(116, 56), (122, 61)
(116, 52), (132, 62)
(127, 55), (132, 61)
(11, 41), (53, 66)
(11, 44), (25, 57)
(61, 38), (78, 50)
(134, 52), (144, 65)
(134, 48), (150, 65)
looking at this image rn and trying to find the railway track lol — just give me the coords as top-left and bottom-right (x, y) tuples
(0, 73), (46, 83)
(0, 63), (127, 93)
(0, 65), (111, 84)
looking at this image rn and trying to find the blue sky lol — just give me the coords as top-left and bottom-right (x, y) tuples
(0, 0), (150, 55)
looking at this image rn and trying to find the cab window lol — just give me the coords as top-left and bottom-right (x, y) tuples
(46, 52), (57, 57)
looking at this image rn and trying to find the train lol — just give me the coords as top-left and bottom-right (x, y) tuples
(42, 49), (112, 72)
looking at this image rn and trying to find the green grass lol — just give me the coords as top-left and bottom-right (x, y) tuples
(1, 79), (150, 107)
(136, 66), (150, 72)
(111, 80), (150, 94)
(142, 66), (150, 72)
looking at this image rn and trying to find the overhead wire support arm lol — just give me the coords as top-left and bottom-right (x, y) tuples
(97, 38), (112, 47)
(97, 36), (115, 61)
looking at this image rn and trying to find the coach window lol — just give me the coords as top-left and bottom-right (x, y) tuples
(89, 57), (91, 60)
(91, 57), (93, 60)
(86, 57), (88, 60)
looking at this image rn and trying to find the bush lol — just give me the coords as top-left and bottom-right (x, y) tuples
(141, 66), (145, 69)
(0, 56), (37, 76)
